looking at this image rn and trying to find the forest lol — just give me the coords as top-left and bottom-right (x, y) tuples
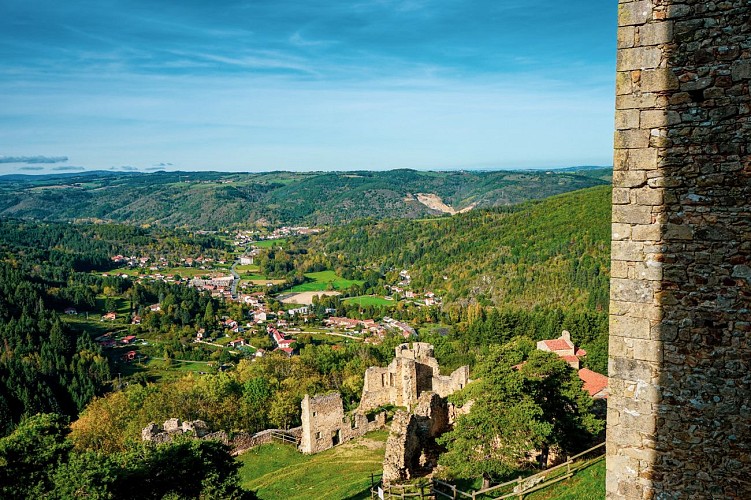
(0, 168), (610, 228)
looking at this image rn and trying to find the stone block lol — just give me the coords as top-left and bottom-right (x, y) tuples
(633, 339), (664, 363)
(731, 60), (751, 81)
(616, 92), (658, 109)
(630, 259), (663, 280)
(634, 187), (663, 206)
(619, 1), (652, 26)
(613, 240), (646, 262)
(612, 315), (652, 340)
(638, 20), (673, 46)
(612, 223), (632, 241)
(613, 170), (648, 188)
(613, 205), (653, 224)
(617, 46), (662, 71)
(640, 68), (679, 92)
(611, 260), (629, 278)
(616, 109), (640, 129)
(611, 278), (655, 303)
(612, 188), (631, 205)
(618, 25), (636, 48)
(639, 109), (665, 128)
(663, 223), (693, 240)
(627, 148), (659, 170)
(615, 129), (651, 149)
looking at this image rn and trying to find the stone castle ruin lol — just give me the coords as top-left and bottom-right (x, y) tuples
(608, 0), (751, 498)
(299, 342), (469, 456)
(299, 392), (386, 454)
(359, 342), (469, 412)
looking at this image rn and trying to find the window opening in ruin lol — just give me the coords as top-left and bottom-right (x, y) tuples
(331, 429), (340, 446)
(315, 431), (322, 439)
(390, 373), (395, 386)
(382, 373), (386, 386)
(312, 411), (317, 417)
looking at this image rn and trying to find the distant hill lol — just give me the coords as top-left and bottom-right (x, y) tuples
(303, 185), (612, 311)
(0, 168), (611, 228)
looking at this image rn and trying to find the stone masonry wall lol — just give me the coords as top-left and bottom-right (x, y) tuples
(608, 1), (751, 498)
(299, 392), (386, 454)
(359, 343), (469, 413)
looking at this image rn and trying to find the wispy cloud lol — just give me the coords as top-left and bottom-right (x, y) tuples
(110, 165), (140, 171)
(51, 166), (85, 172)
(18, 166), (44, 171)
(0, 155), (69, 164)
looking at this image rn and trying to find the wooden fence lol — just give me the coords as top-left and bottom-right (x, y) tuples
(371, 442), (605, 500)
(270, 430), (300, 446)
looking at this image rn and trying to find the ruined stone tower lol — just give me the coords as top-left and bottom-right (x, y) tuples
(608, 1), (751, 498)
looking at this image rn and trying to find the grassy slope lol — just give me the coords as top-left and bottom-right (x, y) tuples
(238, 430), (388, 500)
(526, 458), (605, 500)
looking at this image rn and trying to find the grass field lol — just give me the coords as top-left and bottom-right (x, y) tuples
(343, 295), (395, 307)
(235, 264), (261, 273)
(289, 270), (364, 292)
(238, 430), (388, 500)
(526, 458), (605, 500)
(255, 238), (286, 248)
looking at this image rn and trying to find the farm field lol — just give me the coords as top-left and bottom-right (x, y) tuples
(254, 238), (286, 248)
(235, 264), (260, 273)
(288, 270), (364, 292)
(238, 430), (388, 500)
(279, 291), (340, 305)
(342, 295), (395, 307)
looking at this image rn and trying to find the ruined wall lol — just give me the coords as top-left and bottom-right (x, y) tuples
(300, 393), (347, 454)
(299, 392), (386, 454)
(382, 392), (451, 484)
(359, 343), (469, 412)
(432, 365), (470, 398)
(608, 1), (751, 498)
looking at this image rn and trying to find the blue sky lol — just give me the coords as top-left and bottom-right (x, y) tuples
(0, 0), (617, 174)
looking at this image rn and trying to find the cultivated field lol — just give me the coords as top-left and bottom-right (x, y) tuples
(288, 270), (364, 292)
(279, 291), (341, 305)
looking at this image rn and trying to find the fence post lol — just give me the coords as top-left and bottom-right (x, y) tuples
(567, 455), (571, 476)
(517, 476), (523, 500)
(452, 484), (457, 500)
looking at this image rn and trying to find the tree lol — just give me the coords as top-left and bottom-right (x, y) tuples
(0, 413), (72, 498)
(438, 339), (603, 487)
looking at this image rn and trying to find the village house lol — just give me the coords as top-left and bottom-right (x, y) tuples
(149, 303), (161, 312)
(536, 330), (586, 369)
(131, 315), (142, 325)
(535, 330), (608, 399)
(121, 335), (137, 344)
(228, 339), (246, 348)
(101, 312), (117, 321)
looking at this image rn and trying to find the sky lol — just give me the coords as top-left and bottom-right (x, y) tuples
(0, 0), (618, 175)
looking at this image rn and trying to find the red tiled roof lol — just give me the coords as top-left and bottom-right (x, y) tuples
(578, 368), (608, 398)
(543, 339), (573, 351)
(561, 355), (580, 365)
(575, 348), (588, 357)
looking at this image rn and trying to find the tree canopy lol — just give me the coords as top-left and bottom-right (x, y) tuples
(438, 339), (604, 485)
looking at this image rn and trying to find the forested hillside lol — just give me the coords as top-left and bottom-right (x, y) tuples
(0, 168), (610, 228)
(304, 185), (612, 311)
(0, 220), (231, 435)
